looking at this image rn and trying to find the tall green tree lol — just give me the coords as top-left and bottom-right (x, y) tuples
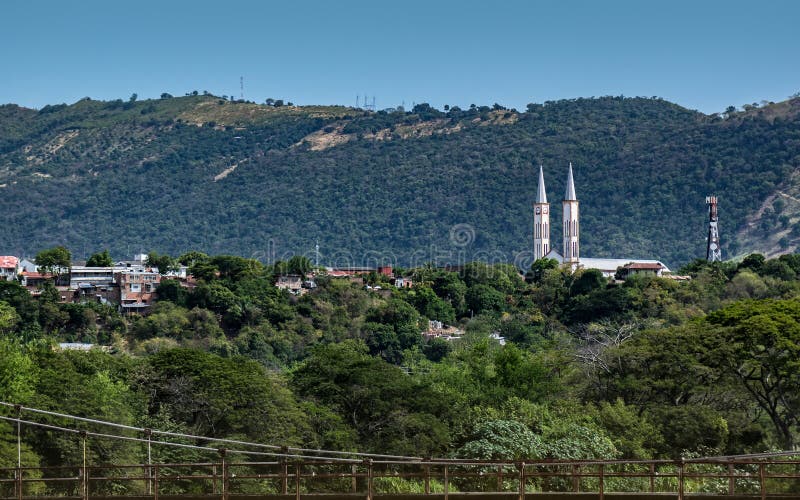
(146, 251), (179, 274)
(705, 299), (800, 450)
(35, 246), (71, 277)
(86, 249), (113, 267)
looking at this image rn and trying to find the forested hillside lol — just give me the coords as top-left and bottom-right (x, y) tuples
(1, 94), (799, 267)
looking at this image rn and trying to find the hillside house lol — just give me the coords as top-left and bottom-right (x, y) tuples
(616, 261), (668, 280)
(19, 259), (37, 273)
(0, 256), (18, 281)
(69, 266), (120, 304)
(20, 271), (74, 302)
(393, 276), (413, 288)
(327, 267), (377, 276)
(70, 266), (115, 287)
(21, 271), (54, 289)
(276, 275), (304, 295)
(116, 268), (160, 314)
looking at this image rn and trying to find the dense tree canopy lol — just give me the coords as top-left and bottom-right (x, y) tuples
(0, 248), (800, 485)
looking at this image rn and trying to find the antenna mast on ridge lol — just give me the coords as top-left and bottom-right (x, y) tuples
(240, 76), (244, 101)
(706, 196), (722, 262)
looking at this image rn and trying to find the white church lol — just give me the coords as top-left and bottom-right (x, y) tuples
(533, 163), (670, 278)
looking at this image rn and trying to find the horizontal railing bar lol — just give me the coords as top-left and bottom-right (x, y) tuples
(3, 459), (800, 471)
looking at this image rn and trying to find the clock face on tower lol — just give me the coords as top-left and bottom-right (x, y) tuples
(542, 207), (549, 214)
(535, 207), (541, 214)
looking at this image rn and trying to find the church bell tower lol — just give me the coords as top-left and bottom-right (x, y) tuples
(533, 165), (550, 260)
(563, 163), (579, 267)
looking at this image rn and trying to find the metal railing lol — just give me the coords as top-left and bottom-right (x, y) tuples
(2, 457), (800, 500)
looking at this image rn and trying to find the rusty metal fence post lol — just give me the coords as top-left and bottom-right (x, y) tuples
(759, 462), (766, 500)
(15, 468), (22, 500)
(153, 464), (159, 500)
(212, 465), (218, 494)
(677, 460), (684, 500)
(649, 463), (655, 493)
(218, 449), (227, 500)
(295, 462), (301, 500)
(81, 431), (88, 500)
(443, 464), (449, 500)
(351, 463), (357, 494)
(15, 404), (22, 500)
(424, 458), (431, 495)
(598, 463), (604, 500)
(365, 459), (373, 500)
(728, 462), (735, 496)
(517, 462), (525, 500)
(144, 429), (152, 495)
(281, 446), (289, 495)
(572, 465), (579, 492)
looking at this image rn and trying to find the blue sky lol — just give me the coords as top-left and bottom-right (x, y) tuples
(2, 0), (798, 113)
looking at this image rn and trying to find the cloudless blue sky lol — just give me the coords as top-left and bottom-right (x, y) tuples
(2, 0), (798, 113)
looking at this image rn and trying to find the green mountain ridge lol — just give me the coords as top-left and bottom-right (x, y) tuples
(1, 94), (799, 268)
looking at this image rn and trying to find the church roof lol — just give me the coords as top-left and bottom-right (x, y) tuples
(537, 253), (671, 274)
(564, 162), (577, 201)
(544, 249), (563, 262)
(578, 258), (671, 273)
(536, 165), (547, 203)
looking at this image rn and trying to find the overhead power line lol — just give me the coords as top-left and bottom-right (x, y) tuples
(3, 401), (800, 465)
(0, 401), (421, 462)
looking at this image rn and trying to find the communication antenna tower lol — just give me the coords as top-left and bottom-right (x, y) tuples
(240, 76), (244, 101)
(315, 241), (320, 269)
(706, 196), (722, 262)
(356, 94), (376, 111)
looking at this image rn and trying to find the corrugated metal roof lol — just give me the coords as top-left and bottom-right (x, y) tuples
(579, 258), (670, 273)
(625, 262), (665, 269)
(0, 256), (18, 268)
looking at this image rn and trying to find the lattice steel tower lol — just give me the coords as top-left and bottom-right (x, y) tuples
(706, 196), (722, 262)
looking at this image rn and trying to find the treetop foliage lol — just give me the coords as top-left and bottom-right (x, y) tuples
(3, 244), (800, 468)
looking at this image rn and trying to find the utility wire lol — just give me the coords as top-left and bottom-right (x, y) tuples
(4, 401), (800, 465)
(0, 415), (364, 462)
(0, 402), (414, 461)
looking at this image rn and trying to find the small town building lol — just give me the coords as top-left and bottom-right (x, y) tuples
(326, 267), (377, 276)
(616, 261), (668, 279)
(116, 267), (160, 314)
(18, 258), (38, 273)
(0, 256), (19, 281)
(69, 266), (115, 288)
(276, 275), (305, 295)
(20, 271), (54, 289)
(393, 276), (413, 288)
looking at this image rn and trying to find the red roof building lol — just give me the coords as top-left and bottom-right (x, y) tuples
(0, 256), (19, 281)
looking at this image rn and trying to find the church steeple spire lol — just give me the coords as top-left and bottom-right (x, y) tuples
(564, 162), (577, 201)
(536, 165), (548, 203)
(563, 163), (580, 266)
(533, 165), (550, 261)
